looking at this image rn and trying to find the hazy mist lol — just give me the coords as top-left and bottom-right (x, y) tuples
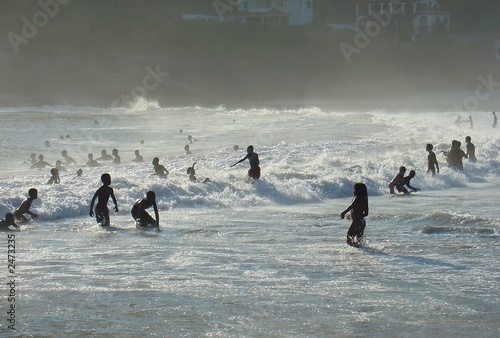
(1, 0), (499, 110)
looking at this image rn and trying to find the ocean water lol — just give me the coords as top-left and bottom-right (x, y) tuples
(0, 101), (499, 337)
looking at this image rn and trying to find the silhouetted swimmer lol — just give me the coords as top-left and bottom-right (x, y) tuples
(187, 135), (193, 143)
(14, 188), (38, 223)
(231, 145), (261, 180)
(45, 140), (50, 147)
(97, 149), (113, 161)
(152, 157), (169, 178)
(179, 129), (183, 133)
(140, 140), (145, 144)
(131, 191), (159, 228)
(467, 115), (473, 130)
(443, 140), (467, 171)
(401, 170), (419, 193)
(83, 153), (101, 167)
(61, 150), (76, 165)
(426, 144), (439, 175)
(60, 135), (64, 140)
(493, 112), (497, 128)
(30, 155), (54, 169)
(340, 183), (369, 248)
(388, 166), (406, 194)
(47, 168), (60, 185)
(0, 213), (19, 231)
(55, 160), (67, 172)
(66, 134), (70, 139)
(132, 150), (144, 163)
(454, 116), (462, 127)
(233, 145), (239, 151)
(112, 149), (121, 164)
(76, 168), (83, 177)
(184, 145), (192, 155)
(465, 136), (477, 163)
(89, 173), (118, 227)
(187, 162), (210, 183)
(29, 153), (37, 164)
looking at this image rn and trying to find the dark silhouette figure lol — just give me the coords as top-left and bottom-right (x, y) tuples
(14, 188), (38, 222)
(112, 149), (121, 164)
(493, 112), (497, 128)
(426, 144), (439, 175)
(30, 154), (54, 169)
(76, 168), (83, 177)
(55, 160), (67, 172)
(340, 183), (369, 248)
(152, 157), (169, 178)
(96, 149), (113, 161)
(465, 136), (477, 163)
(61, 150), (77, 165)
(443, 140), (467, 171)
(83, 153), (101, 167)
(401, 170), (419, 193)
(389, 166), (406, 194)
(184, 145), (192, 155)
(231, 145), (261, 180)
(131, 191), (159, 228)
(47, 168), (60, 185)
(89, 173), (118, 226)
(0, 213), (19, 231)
(187, 162), (210, 183)
(132, 150), (144, 163)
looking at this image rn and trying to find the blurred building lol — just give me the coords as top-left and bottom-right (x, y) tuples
(355, 0), (450, 42)
(183, 0), (313, 26)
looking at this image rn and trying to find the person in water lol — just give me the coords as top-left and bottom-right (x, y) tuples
(30, 154), (54, 169)
(47, 168), (60, 185)
(184, 144), (192, 155)
(89, 173), (118, 226)
(55, 160), (67, 172)
(152, 157), (169, 178)
(83, 153), (101, 167)
(401, 170), (419, 193)
(29, 153), (37, 164)
(76, 168), (83, 177)
(467, 115), (473, 130)
(0, 213), (19, 231)
(61, 150), (77, 165)
(465, 136), (477, 163)
(14, 188), (39, 222)
(187, 162), (210, 183)
(388, 166), (406, 194)
(131, 191), (159, 228)
(132, 150), (143, 163)
(443, 140), (467, 171)
(426, 144), (439, 175)
(112, 149), (121, 164)
(231, 145), (261, 180)
(340, 182), (369, 248)
(493, 112), (497, 128)
(96, 149), (113, 161)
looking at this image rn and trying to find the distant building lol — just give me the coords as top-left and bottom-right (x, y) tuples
(354, 0), (450, 41)
(235, 0), (313, 26)
(183, 0), (313, 26)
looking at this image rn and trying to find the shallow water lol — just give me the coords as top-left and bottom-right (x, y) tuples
(1, 103), (499, 337)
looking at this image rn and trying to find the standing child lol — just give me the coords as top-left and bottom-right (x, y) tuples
(14, 188), (39, 222)
(340, 183), (369, 248)
(426, 144), (439, 175)
(89, 173), (118, 226)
